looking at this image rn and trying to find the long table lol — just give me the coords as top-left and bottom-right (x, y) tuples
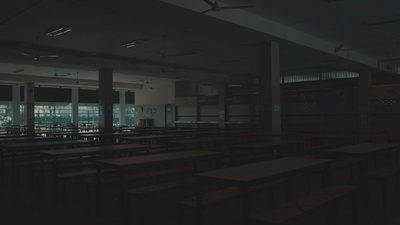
(94, 150), (222, 216)
(0, 136), (57, 144)
(2, 139), (96, 184)
(167, 137), (233, 150)
(324, 143), (399, 202)
(229, 140), (305, 161)
(39, 143), (149, 197)
(324, 143), (399, 172)
(310, 133), (358, 147)
(119, 134), (184, 145)
(195, 157), (332, 225)
(79, 132), (140, 142)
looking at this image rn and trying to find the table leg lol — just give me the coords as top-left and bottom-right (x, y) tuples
(360, 155), (368, 204)
(0, 147), (4, 185)
(38, 154), (45, 196)
(120, 169), (126, 220)
(53, 158), (58, 203)
(95, 165), (102, 217)
(285, 175), (293, 202)
(195, 179), (203, 225)
(241, 185), (250, 225)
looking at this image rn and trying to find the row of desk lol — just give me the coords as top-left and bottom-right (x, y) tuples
(0, 128), (398, 225)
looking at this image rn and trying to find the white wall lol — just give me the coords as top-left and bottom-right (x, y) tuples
(134, 80), (175, 105)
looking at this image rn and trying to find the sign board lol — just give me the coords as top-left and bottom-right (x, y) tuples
(283, 90), (319, 103)
(175, 97), (197, 106)
(369, 85), (400, 99)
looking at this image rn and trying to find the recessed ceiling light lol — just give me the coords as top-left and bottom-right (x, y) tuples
(46, 26), (72, 37)
(120, 39), (147, 48)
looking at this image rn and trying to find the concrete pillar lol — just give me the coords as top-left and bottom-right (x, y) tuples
(218, 82), (226, 129)
(71, 87), (79, 126)
(24, 82), (35, 135)
(119, 90), (126, 126)
(258, 41), (281, 135)
(358, 71), (371, 131)
(98, 68), (113, 133)
(12, 84), (21, 126)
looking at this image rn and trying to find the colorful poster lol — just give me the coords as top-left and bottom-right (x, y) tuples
(226, 93), (258, 104)
(175, 97), (197, 106)
(369, 85), (400, 99)
(197, 96), (218, 105)
(322, 87), (358, 101)
(283, 90), (319, 103)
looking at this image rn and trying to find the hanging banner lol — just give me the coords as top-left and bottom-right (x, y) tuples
(197, 96), (219, 105)
(283, 90), (319, 103)
(226, 93), (258, 104)
(322, 87), (358, 101)
(369, 85), (400, 99)
(175, 97), (197, 106)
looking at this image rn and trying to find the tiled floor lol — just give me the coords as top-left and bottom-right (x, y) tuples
(1, 159), (400, 225)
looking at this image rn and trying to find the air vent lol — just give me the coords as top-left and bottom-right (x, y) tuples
(366, 16), (400, 26)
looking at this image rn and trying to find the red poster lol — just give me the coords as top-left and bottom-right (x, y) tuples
(283, 90), (320, 103)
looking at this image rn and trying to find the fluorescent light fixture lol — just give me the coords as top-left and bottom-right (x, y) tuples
(46, 26), (72, 37)
(120, 39), (147, 48)
(13, 69), (24, 73)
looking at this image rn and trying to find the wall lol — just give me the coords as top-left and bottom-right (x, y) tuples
(134, 80), (175, 127)
(134, 80), (175, 105)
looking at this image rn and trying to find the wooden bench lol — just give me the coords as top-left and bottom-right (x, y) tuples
(223, 153), (278, 167)
(55, 168), (116, 204)
(86, 167), (193, 214)
(124, 178), (197, 225)
(309, 158), (359, 184)
(365, 165), (400, 208)
(249, 185), (358, 225)
(327, 158), (359, 181)
(177, 178), (288, 225)
(29, 156), (98, 194)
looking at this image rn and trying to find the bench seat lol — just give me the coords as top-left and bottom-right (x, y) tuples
(55, 168), (117, 203)
(177, 178), (288, 225)
(250, 185), (358, 225)
(86, 167), (194, 215)
(366, 165), (400, 207)
(125, 178), (197, 225)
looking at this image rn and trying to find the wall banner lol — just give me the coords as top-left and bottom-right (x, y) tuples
(369, 85), (400, 99)
(175, 97), (197, 106)
(283, 90), (319, 103)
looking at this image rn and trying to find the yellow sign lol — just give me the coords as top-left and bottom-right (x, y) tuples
(369, 85), (400, 99)
(175, 97), (197, 106)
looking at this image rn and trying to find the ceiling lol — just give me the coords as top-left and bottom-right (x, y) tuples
(0, 0), (399, 90)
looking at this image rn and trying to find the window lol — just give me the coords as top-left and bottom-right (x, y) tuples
(78, 103), (98, 127)
(0, 102), (12, 127)
(35, 102), (72, 126)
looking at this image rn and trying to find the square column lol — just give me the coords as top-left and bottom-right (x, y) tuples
(119, 90), (126, 126)
(71, 87), (79, 126)
(218, 82), (226, 129)
(24, 82), (35, 135)
(258, 41), (281, 135)
(358, 71), (371, 131)
(98, 68), (113, 133)
(12, 84), (21, 126)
